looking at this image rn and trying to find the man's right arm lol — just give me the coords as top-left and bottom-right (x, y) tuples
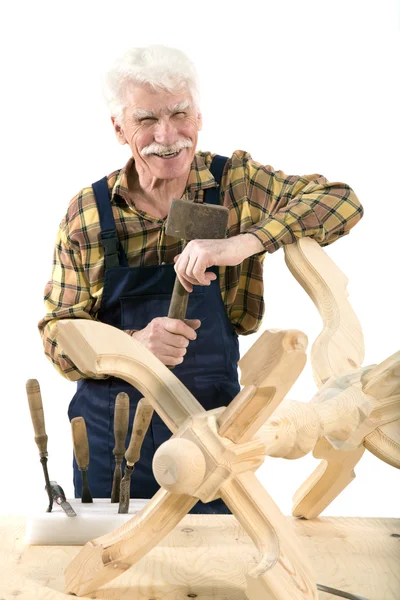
(38, 221), (202, 378)
(38, 224), (98, 381)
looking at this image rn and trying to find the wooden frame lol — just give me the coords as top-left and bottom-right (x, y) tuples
(54, 238), (399, 598)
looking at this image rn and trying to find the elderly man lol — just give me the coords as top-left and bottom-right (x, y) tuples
(39, 45), (363, 513)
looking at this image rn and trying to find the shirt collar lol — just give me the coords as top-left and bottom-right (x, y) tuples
(110, 152), (217, 206)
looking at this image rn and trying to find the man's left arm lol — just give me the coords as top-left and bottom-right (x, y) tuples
(174, 155), (363, 291)
(241, 160), (363, 254)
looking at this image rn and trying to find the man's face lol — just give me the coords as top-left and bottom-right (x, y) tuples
(114, 83), (202, 182)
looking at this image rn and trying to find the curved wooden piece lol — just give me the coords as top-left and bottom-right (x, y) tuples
(65, 488), (197, 596)
(362, 351), (400, 468)
(284, 238), (368, 518)
(221, 472), (318, 599)
(292, 438), (365, 519)
(56, 319), (204, 433)
(217, 329), (308, 443)
(284, 237), (365, 388)
(364, 420), (400, 469)
(362, 350), (400, 401)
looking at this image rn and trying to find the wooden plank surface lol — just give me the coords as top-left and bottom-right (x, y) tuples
(0, 515), (398, 600)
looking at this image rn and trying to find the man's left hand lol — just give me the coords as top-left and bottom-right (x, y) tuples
(173, 234), (264, 292)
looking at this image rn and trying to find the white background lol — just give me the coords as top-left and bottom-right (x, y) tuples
(0, 0), (398, 517)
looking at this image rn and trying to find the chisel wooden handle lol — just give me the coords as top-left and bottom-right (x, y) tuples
(71, 417), (89, 470)
(113, 392), (130, 458)
(26, 379), (48, 458)
(125, 398), (154, 466)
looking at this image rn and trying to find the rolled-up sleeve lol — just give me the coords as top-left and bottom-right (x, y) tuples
(242, 157), (364, 253)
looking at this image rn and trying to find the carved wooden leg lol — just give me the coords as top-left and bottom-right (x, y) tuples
(292, 437), (365, 519)
(220, 471), (318, 600)
(65, 488), (197, 596)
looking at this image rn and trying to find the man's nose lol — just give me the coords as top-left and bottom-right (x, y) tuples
(153, 118), (178, 146)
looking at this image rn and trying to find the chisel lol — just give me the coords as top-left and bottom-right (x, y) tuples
(49, 481), (77, 517)
(118, 398), (154, 514)
(26, 379), (54, 512)
(71, 417), (93, 503)
(111, 392), (130, 503)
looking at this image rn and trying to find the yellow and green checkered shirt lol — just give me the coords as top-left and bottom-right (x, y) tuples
(38, 150), (363, 380)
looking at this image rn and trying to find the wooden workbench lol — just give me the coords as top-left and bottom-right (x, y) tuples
(0, 515), (398, 599)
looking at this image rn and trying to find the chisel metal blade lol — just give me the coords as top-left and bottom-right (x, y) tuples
(49, 481), (77, 517)
(118, 465), (134, 514)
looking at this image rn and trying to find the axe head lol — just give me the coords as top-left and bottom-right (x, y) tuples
(165, 198), (229, 240)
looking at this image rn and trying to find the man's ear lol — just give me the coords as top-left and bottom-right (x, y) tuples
(111, 117), (127, 145)
(197, 111), (203, 131)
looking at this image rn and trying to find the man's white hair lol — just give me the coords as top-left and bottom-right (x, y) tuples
(103, 45), (200, 124)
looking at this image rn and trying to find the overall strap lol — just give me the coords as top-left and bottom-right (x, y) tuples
(92, 154), (228, 269)
(92, 177), (128, 269)
(204, 155), (229, 205)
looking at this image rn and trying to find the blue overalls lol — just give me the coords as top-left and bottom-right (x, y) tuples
(67, 156), (240, 513)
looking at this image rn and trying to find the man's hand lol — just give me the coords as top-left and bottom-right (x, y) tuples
(174, 234), (264, 292)
(130, 317), (201, 366)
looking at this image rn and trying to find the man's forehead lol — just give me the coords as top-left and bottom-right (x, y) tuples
(125, 84), (193, 116)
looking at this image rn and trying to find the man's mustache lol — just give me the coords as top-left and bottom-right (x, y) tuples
(141, 139), (193, 156)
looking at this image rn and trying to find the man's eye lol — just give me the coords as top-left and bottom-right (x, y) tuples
(140, 117), (157, 123)
(174, 112), (186, 117)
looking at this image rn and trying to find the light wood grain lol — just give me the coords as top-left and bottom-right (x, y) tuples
(284, 237), (365, 387)
(364, 420), (400, 468)
(284, 238), (399, 521)
(65, 489), (197, 595)
(52, 237), (399, 598)
(1, 516), (399, 600)
(56, 319), (204, 433)
(57, 319), (317, 598)
(217, 329), (308, 443)
(221, 472), (318, 599)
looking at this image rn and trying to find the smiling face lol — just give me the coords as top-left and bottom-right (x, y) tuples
(113, 83), (202, 184)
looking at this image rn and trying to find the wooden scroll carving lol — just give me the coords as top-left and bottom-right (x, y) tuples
(283, 238), (400, 518)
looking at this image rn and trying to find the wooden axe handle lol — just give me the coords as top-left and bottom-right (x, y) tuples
(168, 276), (189, 321)
(168, 240), (188, 322)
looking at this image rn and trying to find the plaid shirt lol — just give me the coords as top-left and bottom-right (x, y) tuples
(38, 150), (363, 380)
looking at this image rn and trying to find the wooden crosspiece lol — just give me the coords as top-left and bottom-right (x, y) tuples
(58, 320), (316, 598)
(55, 238), (399, 599)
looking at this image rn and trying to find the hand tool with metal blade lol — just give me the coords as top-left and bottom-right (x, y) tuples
(26, 379), (54, 512)
(49, 481), (77, 517)
(118, 398), (154, 514)
(111, 392), (129, 503)
(71, 416), (93, 503)
(165, 198), (229, 322)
